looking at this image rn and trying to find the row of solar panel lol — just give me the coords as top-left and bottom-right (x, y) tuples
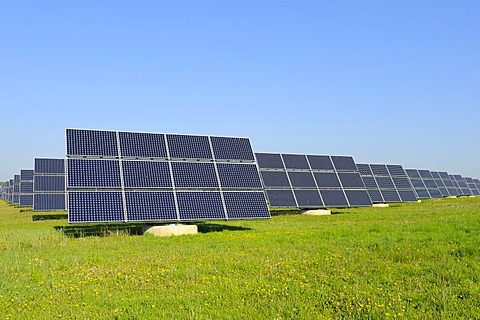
(255, 153), (358, 171)
(66, 129), (255, 161)
(67, 190), (269, 223)
(264, 189), (374, 207)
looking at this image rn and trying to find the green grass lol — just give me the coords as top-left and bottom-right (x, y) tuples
(1, 197), (480, 319)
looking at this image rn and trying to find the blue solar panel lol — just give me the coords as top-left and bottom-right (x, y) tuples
(217, 163), (263, 189)
(406, 169), (421, 178)
(375, 176), (395, 189)
(307, 155), (334, 171)
(68, 191), (124, 222)
(438, 187), (449, 197)
(430, 171), (441, 179)
(12, 194), (20, 204)
(428, 188), (443, 198)
(14, 175), (20, 183)
(255, 153), (285, 169)
(288, 172), (317, 188)
(259, 171), (291, 188)
(293, 189), (324, 208)
(361, 176), (378, 189)
(176, 192), (225, 220)
(34, 194), (66, 211)
(423, 179), (438, 189)
(386, 165), (406, 177)
(331, 156), (357, 171)
(418, 170), (433, 179)
(370, 164), (389, 176)
(320, 189), (348, 207)
(211, 136), (255, 161)
(19, 194), (33, 207)
(434, 179), (445, 188)
(314, 172), (341, 188)
(122, 161), (172, 188)
(171, 162), (219, 188)
(356, 164), (373, 176)
(410, 179), (426, 188)
(397, 190), (418, 202)
(66, 129), (118, 157)
(125, 191), (177, 221)
(35, 158), (65, 174)
(265, 189), (297, 207)
(13, 184), (20, 193)
(391, 177), (412, 189)
(167, 134), (212, 159)
(338, 172), (365, 188)
(345, 190), (372, 206)
(34, 176), (66, 192)
(20, 181), (34, 193)
(282, 154), (310, 169)
(415, 189), (431, 199)
(119, 132), (167, 158)
(224, 192), (270, 218)
(20, 170), (34, 181)
(367, 189), (384, 202)
(67, 159), (122, 188)
(380, 190), (401, 202)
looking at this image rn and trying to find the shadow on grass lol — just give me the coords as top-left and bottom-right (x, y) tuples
(33, 214), (68, 221)
(56, 222), (250, 238)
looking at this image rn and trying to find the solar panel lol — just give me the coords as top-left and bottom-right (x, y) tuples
(338, 172), (365, 188)
(375, 176), (395, 189)
(331, 156), (357, 171)
(428, 188), (443, 199)
(265, 189), (297, 207)
(288, 172), (317, 188)
(314, 172), (341, 188)
(34, 158), (65, 174)
(255, 153), (284, 169)
(418, 170), (433, 179)
(293, 190), (324, 207)
(423, 179), (438, 189)
(370, 164), (389, 176)
(19, 194), (33, 207)
(66, 129), (269, 222)
(66, 129), (118, 157)
(306, 155), (334, 171)
(34, 176), (65, 192)
(33, 158), (67, 211)
(282, 154), (310, 169)
(380, 189), (401, 202)
(406, 169), (421, 178)
(344, 190), (372, 206)
(119, 132), (167, 158)
(260, 171), (291, 188)
(356, 164), (373, 176)
(320, 189), (349, 207)
(361, 176), (378, 189)
(386, 165), (407, 177)
(211, 136), (255, 161)
(415, 188), (431, 199)
(34, 194), (66, 211)
(20, 170), (34, 181)
(392, 177), (412, 189)
(20, 181), (34, 193)
(398, 190), (418, 202)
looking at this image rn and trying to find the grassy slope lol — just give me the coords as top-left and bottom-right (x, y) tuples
(0, 198), (479, 319)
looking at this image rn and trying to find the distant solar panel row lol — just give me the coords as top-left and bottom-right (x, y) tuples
(256, 153), (371, 208)
(357, 164), (418, 203)
(66, 129), (270, 223)
(33, 158), (66, 211)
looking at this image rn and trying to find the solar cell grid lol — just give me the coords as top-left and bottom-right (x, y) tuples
(320, 189), (349, 207)
(125, 191), (177, 221)
(306, 155), (334, 171)
(386, 165), (407, 177)
(338, 172), (365, 188)
(176, 191), (225, 220)
(344, 190), (372, 206)
(287, 171), (317, 188)
(361, 176), (378, 189)
(67, 159), (122, 188)
(217, 163), (263, 189)
(406, 169), (421, 178)
(423, 179), (438, 189)
(20, 170), (34, 181)
(293, 190), (323, 207)
(415, 189), (431, 199)
(380, 189), (401, 202)
(314, 172), (341, 188)
(356, 164), (373, 176)
(19, 194), (34, 207)
(265, 189), (297, 207)
(418, 170), (433, 179)
(375, 176), (395, 189)
(370, 164), (389, 176)
(33, 194), (66, 211)
(255, 153), (284, 169)
(167, 134), (212, 160)
(410, 179), (426, 188)
(66, 129), (118, 157)
(259, 171), (291, 188)
(211, 136), (255, 161)
(119, 132), (167, 158)
(282, 154), (310, 169)
(122, 161), (172, 189)
(34, 176), (66, 192)
(68, 191), (124, 222)
(391, 177), (412, 189)
(398, 190), (418, 202)
(331, 156), (357, 171)
(35, 158), (65, 174)
(224, 192), (270, 219)
(20, 181), (34, 193)
(171, 162), (219, 189)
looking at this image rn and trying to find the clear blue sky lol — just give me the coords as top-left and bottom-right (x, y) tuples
(1, 1), (479, 181)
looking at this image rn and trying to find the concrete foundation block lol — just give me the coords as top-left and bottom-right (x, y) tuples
(372, 203), (389, 208)
(447, 196), (457, 199)
(303, 209), (331, 216)
(143, 224), (198, 237)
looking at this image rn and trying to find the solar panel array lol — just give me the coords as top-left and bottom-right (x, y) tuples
(19, 169), (34, 207)
(256, 153), (372, 208)
(357, 164), (418, 203)
(451, 175), (474, 196)
(66, 129), (270, 223)
(33, 158), (66, 211)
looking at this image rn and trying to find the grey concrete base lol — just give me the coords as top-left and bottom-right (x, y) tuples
(418, 200), (422, 202)
(303, 209), (331, 216)
(447, 196), (457, 199)
(469, 196), (476, 198)
(372, 203), (389, 208)
(143, 224), (198, 237)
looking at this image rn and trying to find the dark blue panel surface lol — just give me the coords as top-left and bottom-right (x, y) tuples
(282, 154), (310, 169)
(434, 179), (445, 188)
(217, 163), (262, 189)
(397, 190), (418, 202)
(391, 177), (412, 189)
(307, 155), (334, 171)
(410, 179), (426, 188)
(224, 192), (270, 218)
(211, 136), (255, 161)
(386, 165), (406, 177)
(259, 171), (291, 188)
(418, 170), (433, 179)
(119, 132), (167, 158)
(314, 172), (341, 188)
(34, 176), (66, 192)
(423, 179), (438, 189)
(338, 172), (365, 188)
(171, 162), (218, 188)
(356, 164), (372, 176)
(380, 190), (401, 202)
(19, 194), (34, 207)
(177, 192), (225, 220)
(166, 134), (213, 159)
(20, 170), (34, 181)
(68, 191), (124, 222)
(35, 158), (65, 174)
(406, 169), (421, 178)
(265, 189), (297, 207)
(375, 176), (395, 189)
(370, 164), (389, 176)
(122, 161), (172, 188)
(320, 189), (348, 207)
(14, 175), (20, 183)
(345, 190), (372, 206)
(438, 187), (449, 197)
(20, 181), (34, 193)
(66, 129), (118, 157)
(361, 176), (378, 189)
(430, 171), (441, 179)
(288, 172), (317, 188)
(415, 188), (431, 199)
(442, 178), (455, 187)
(67, 159), (121, 188)
(293, 189), (324, 208)
(330, 156), (357, 171)
(255, 153), (285, 169)
(367, 189), (384, 203)
(438, 172), (450, 179)
(428, 188), (444, 198)
(125, 191), (177, 221)
(34, 194), (66, 211)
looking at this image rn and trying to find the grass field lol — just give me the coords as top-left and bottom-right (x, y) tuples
(1, 197), (480, 319)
